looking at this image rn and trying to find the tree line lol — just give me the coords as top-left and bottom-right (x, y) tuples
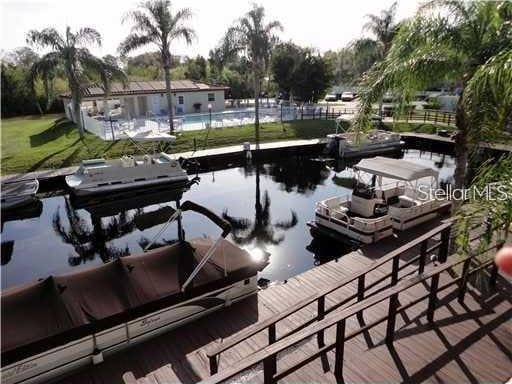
(1, 0), (401, 128)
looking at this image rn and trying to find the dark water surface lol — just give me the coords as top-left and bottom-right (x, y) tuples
(1, 150), (455, 290)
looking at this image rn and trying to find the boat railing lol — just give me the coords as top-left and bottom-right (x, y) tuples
(202, 221), (504, 384)
(205, 221), (453, 376)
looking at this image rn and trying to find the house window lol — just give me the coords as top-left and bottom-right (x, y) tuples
(208, 93), (215, 102)
(178, 96), (184, 105)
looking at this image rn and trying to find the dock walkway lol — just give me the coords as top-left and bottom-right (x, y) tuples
(57, 221), (512, 384)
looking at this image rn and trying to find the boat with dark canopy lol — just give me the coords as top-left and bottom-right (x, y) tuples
(1, 201), (269, 384)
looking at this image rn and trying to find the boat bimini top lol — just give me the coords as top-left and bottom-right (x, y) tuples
(354, 156), (439, 183)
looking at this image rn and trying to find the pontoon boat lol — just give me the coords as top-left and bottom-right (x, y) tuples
(1, 201), (269, 384)
(1, 179), (39, 210)
(309, 156), (451, 244)
(326, 115), (404, 158)
(65, 130), (189, 196)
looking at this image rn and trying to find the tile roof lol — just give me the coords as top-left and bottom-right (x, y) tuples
(65, 80), (229, 99)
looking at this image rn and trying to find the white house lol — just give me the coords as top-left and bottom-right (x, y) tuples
(62, 80), (229, 121)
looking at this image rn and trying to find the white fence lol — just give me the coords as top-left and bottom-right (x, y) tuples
(80, 106), (304, 141)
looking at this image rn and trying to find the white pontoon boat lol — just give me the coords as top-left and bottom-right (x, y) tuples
(1, 179), (39, 210)
(326, 115), (404, 158)
(309, 156), (451, 244)
(1, 201), (269, 384)
(65, 131), (188, 196)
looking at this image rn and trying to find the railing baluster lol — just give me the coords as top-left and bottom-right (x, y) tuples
(263, 355), (276, 384)
(334, 319), (346, 380)
(427, 274), (440, 323)
(438, 227), (451, 263)
(490, 242), (504, 288)
(419, 240), (428, 274)
(268, 323), (276, 344)
(209, 355), (218, 375)
(385, 292), (399, 344)
(317, 296), (325, 347)
(457, 257), (472, 304)
(391, 256), (399, 285)
(357, 275), (365, 301)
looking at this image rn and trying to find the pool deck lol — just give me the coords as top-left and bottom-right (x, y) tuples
(55, 219), (512, 384)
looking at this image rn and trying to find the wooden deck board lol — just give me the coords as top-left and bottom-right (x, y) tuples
(54, 223), (511, 384)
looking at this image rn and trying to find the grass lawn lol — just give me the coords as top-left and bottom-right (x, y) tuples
(1, 114), (336, 175)
(6, 114), (505, 175)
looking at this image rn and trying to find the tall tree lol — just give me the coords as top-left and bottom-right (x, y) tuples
(271, 42), (302, 100)
(355, 1), (512, 192)
(227, 4), (282, 148)
(27, 27), (126, 137)
(119, 0), (195, 133)
(363, 1), (399, 57)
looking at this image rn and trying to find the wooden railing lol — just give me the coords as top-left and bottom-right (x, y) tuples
(206, 222), (452, 375)
(399, 109), (456, 127)
(293, 108), (456, 127)
(200, 236), (503, 384)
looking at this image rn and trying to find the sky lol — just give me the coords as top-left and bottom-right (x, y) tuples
(1, 0), (421, 58)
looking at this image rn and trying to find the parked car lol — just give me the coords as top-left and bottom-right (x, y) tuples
(341, 92), (355, 101)
(324, 94), (338, 102)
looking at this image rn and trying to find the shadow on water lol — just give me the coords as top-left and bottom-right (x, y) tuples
(306, 236), (356, 266)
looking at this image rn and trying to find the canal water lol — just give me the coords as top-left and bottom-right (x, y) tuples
(0, 149), (455, 290)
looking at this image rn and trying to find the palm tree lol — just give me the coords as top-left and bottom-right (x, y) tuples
(222, 162), (297, 248)
(363, 1), (399, 57)
(52, 197), (137, 265)
(355, 1), (512, 192)
(27, 27), (126, 138)
(227, 4), (282, 149)
(119, 0), (195, 134)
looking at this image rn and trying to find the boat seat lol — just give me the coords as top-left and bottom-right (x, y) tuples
(397, 195), (417, 208)
(350, 195), (377, 218)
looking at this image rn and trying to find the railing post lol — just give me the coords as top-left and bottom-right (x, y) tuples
(334, 319), (346, 380)
(209, 355), (218, 375)
(419, 240), (428, 274)
(385, 292), (399, 344)
(438, 227), (451, 263)
(317, 296), (325, 347)
(263, 355), (276, 384)
(427, 274), (440, 323)
(457, 257), (472, 304)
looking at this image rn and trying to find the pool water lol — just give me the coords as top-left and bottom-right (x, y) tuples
(0, 150), (455, 290)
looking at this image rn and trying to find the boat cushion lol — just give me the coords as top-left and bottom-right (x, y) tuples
(350, 195), (376, 218)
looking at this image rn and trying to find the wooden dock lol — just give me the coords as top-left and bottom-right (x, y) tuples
(56, 221), (512, 384)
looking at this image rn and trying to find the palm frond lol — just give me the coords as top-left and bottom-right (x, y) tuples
(74, 27), (102, 47)
(26, 28), (64, 50)
(118, 33), (157, 56)
(463, 49), (512, 144)
(78, 50), (128, 94)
